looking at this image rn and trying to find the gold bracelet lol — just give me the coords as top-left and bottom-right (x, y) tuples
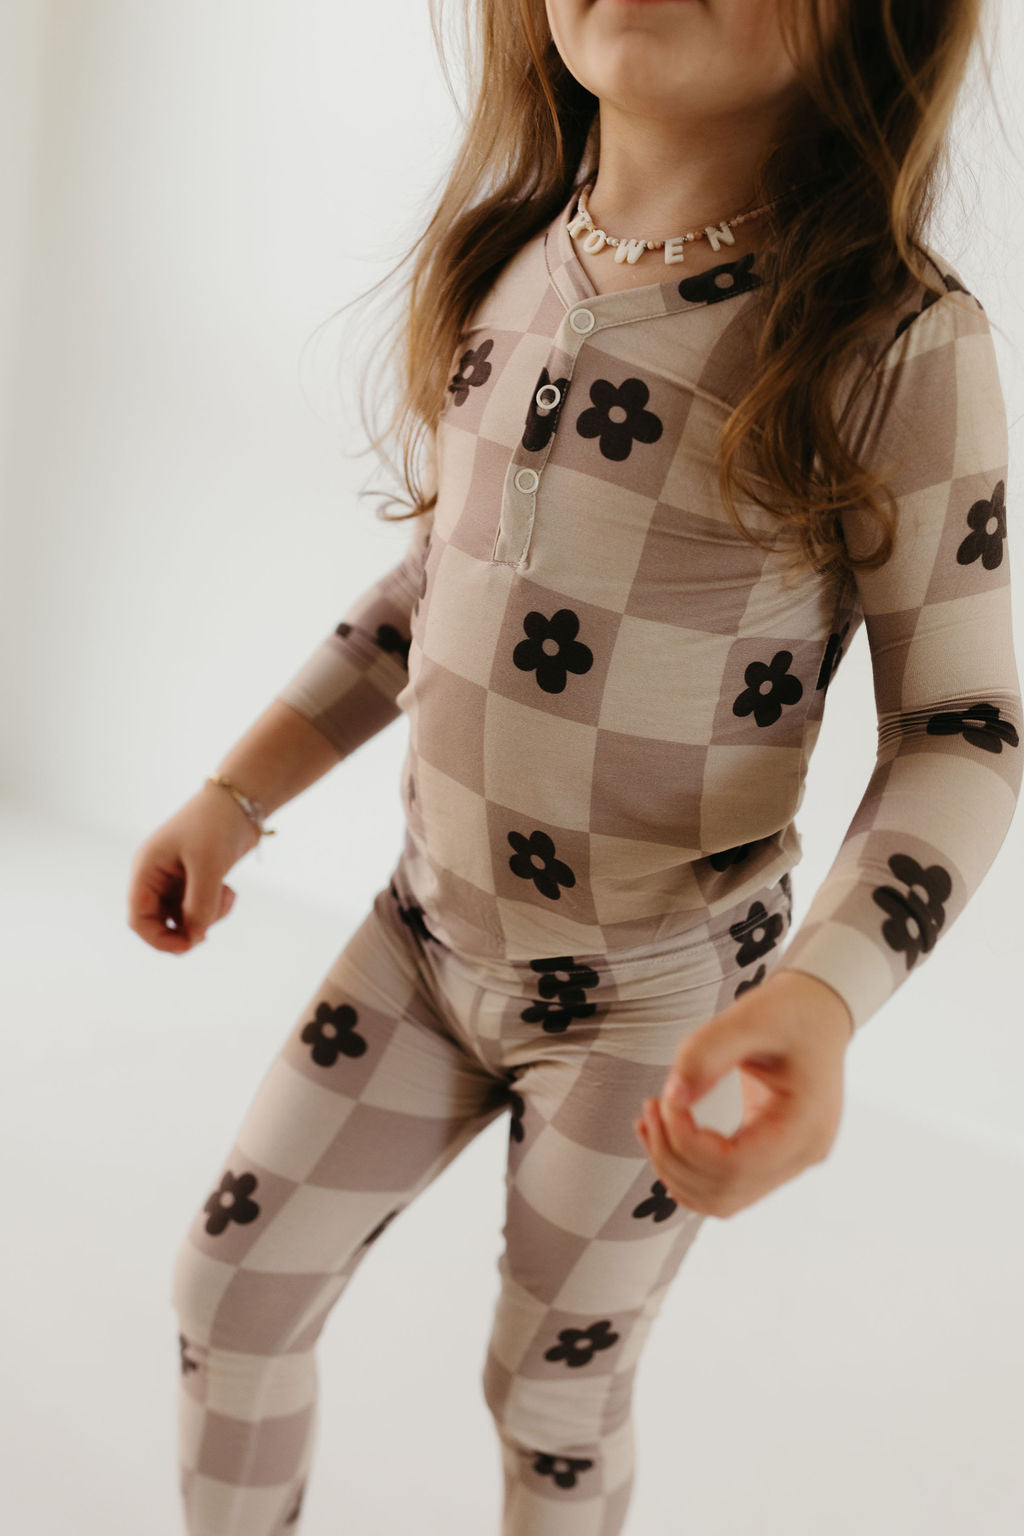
(205, 774), (277, 838)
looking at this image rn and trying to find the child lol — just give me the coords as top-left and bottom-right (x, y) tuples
(129, 1), (1021, 1530)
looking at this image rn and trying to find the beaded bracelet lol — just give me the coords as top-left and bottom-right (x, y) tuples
(205, 774), (277, 840)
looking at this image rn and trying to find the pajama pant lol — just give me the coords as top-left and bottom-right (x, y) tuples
(170, 855), (793, 1536)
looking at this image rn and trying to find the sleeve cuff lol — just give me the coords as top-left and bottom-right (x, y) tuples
(776, 916), (901, 1035)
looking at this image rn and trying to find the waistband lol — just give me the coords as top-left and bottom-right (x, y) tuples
(386, 861), (794, 995)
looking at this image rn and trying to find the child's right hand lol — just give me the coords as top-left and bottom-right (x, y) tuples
(127, 785), (262, 954)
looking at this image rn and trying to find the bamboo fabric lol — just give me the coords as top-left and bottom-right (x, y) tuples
(276, 182), (1022, 1033)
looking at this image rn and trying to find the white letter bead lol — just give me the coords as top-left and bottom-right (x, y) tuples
(704, 222), (736, 253)
(664, 237), (687, 265)
(581, 229), (608, 254)
(614, 238), (647, 266)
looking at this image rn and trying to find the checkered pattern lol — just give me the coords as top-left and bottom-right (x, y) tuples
(277, 180), (1022, 1034)
(172, 860), (793, 1533)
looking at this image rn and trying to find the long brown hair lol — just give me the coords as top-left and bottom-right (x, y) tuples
(310, 0), (1000, 583)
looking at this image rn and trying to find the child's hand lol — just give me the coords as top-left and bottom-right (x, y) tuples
(126, 788), (257, 954)
(633, 969), (852, 1218)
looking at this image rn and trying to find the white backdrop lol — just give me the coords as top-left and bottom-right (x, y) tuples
(3, 4), (1024, 1533)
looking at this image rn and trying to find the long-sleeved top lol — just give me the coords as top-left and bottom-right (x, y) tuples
(275, 178), (1022, 1033)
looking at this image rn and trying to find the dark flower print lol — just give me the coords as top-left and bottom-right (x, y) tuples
(926, 701), (1020, 754)
(203, 1170), (260, 1236)
(729, 899), (785, 966)
(448, 337), (494, 407)
(677, 250), (762, 305)
(513, 609), (594, 695)
(633, 1179), (679, 1223)
(816, 619), (851, 692)
(334, 619), (410, 670)
(178, 1333), (200, 1376)
(508, 1084), (526, 1143)
(374, 623), (411, 669)
(708, 840), (757, 871)
(390, 885), (439, 945)
(872, 852), (952, 968)
(892, 286), (946, 342)
(733, 649), (804, 726)
(508, 830), (576, 900)
(300, 999), (368, 1066)
(735, 962), (767, 996)
(413, 539), (430, 612)
(522, 366), (570, 452)
(956, 480), (1006, 570)
(575, 377), (663, 462)
(282, 1479), (306, 1527)
(521, 956), (599, 1033)
(359, 1208), (400, 1250)
(533, 1452), (595, 1489)
(544, 1319), (619, 1368)
(892, 271), (979, 342)
(941, 272), (975, 301)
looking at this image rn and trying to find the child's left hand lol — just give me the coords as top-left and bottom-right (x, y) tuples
(634, 968), (853, 1218)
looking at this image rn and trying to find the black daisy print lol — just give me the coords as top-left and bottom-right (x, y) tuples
(926, 702), (1019, 753)
(413, 540), (430, 613)
(633, 1179), (679, 1223)
(677, 250), (763, 304)
(575, 377), (663, 462)
(956, 480), (1006, 570)
(178, 1333), (201, 1376)
(729, 899), (785, 965)
(544, 1320), (619, 1368)
(522, 366), (570, 452)
(939, 273), (976, 296)
(735, 962), (767, 996)
(816, 619), (851, 692)
(300, 999), (368, 1066)
(521, 956), (599, 1033)
(390, 886), (439, 945)
(533, 1452), (595, 1489)
(512, 609), (594, 694)
(732, 649), (804, 726)
(334, 619), (410, 670)
(448, 337), (494, 407)
(508, 1084), (526, 1143)
(893, 272), (979, 343)
(893, 286), (946, 342)
(358, 1209), (400, 1251)
(282, 1479), (306, 1526)
(508, 830), (576, 900)
(708, 841), (757, 871)
(375, 623), (411, 669)
(203, 1170), (260, 1236)
(872, 852), (952, 968)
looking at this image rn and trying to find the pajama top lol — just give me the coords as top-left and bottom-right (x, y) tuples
(276, 179), (1023, 1033)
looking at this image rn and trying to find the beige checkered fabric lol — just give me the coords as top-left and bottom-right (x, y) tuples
(277, 182), (1022, 1033)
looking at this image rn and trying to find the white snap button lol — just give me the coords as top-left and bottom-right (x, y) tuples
(569, 308), (596, 333)
(535, 383), (561, 414)
(514, 467), (539, 494)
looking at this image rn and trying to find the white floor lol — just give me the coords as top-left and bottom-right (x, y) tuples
(2, 801), (1022, 1536)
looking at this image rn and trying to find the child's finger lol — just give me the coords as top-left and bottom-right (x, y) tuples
(643, 1096), (730, 1203)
